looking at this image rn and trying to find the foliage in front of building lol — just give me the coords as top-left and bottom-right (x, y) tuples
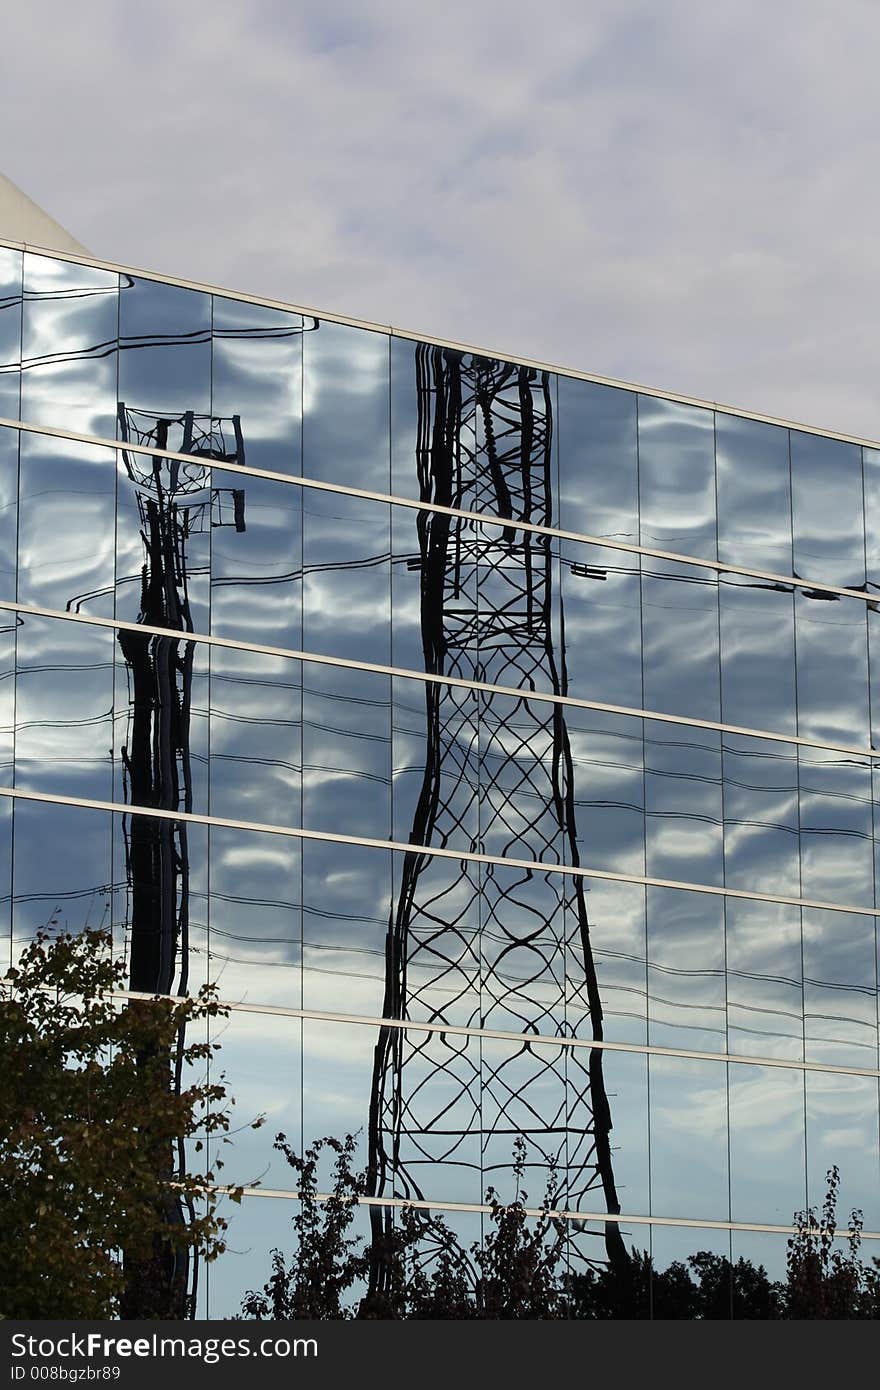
(0, 927), (245, 1319)
(240, 1136), (880, 1320)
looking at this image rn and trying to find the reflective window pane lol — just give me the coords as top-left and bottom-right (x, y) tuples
(118, 275), (211, 440)
(558, 378), (638, 545)
(211, 294), (303, 475)
(18, 432), (116, 617)
(791, 430), (865, 588)
(21, 253), (118, 436)
(638, 396), (716, 558)
(302, 320), (389, 491)
(716, 413), (792, 575)
(0, 246), (22, 422)
(728, 1063), (806, 1224)
(649, 1055), (729, 1221)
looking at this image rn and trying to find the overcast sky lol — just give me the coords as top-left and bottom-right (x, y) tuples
(4, 0), (880, 439)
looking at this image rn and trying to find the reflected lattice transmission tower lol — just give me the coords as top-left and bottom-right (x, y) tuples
(366, 346), (627, 1286)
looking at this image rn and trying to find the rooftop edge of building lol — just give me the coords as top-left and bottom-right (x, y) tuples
(0, 202), (875, 458)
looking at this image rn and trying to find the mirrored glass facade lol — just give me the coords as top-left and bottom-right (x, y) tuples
(1, 241), (879, 1317)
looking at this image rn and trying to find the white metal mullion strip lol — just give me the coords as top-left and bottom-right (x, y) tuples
(7, 236), (880, 459)
(5, 781), (880, 919)
(4, 411), (880, 607)
(200, 1184), (880, 1241)
(0, 596), (874, 762)
(109, 988), (880, 1080)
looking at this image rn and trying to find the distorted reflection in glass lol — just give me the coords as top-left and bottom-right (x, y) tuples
(11, 799), (111, 963)
(302, 487), (390, 665)
(391, 504), (481, 681)
(649, 1055), (729, 1220)
(869, 609), (880, 750)
(730, 1232), (792, 1315)
(566, 708), (645, 877)
(722, 736), (800, 898)
(567, 878), (647, 1045)
(0, 796), (11, 972)
(208, 1008), (301, 1191)
(14, 612), (113, 800)
(728, 1062), (805, 1224)
(478, 688), (566, 864)
(863, 446), (880, 589)
(108, 804), (208, 1000)
(802, 907), (878, 1067)
(118, 275), (211, 437)
(388, 847), (480, 1028)
(480, 860), (565, 1035)
(557, 378), (638, 545)
(301, 839), (391, 1018)
(795, 588), (869, 747)
(638, 396), (716, 558)
(482, 1033), (567, 1207)
(18, 432), (115, 617)
(716, 413), (792, 574)
(390, 335), (420, 502)
(114, 447), (208, 636)
(649, 1224), (732, 1319)
(647, 888), (726, 1053)
(644, 721), (722, 887)
(0, 621), (12, 789)
(211, 294), (304, 475)
(0, 425), (18, 599)
(392, 1026), (481, 1205)
(725, 898), (803, 1060)
(301, 1016), (375, 1170)
(790, 431), (865, 587)
(21, 253), (118, 436)
(719, 576), (796, 735)
(391, 674), (479, 848)
(559, 540), (643, 711)
(798, 748), (873, 907)
(568, 1047), (650, 1216)
(302, 320), (389, 491)
(208, 646), (301, 827)
(0, 247), (22, 422)
(207, 825), (300, 1008)
(806, 1070), (880, 1230)
(209, 468), (301, 650)
(303, 662), (390, 841)
(641, 559), (720, 723)
(208, 1193), (370, 1318)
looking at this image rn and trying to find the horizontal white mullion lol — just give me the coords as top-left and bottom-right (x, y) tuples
(112, 988), (880, 1080)
(4, 781), (880, 920)
(1, 411), (878, 608)
(202, 1184), (880, 1242)
(0, 595), (874, 762)
(6, 237), (880, 462)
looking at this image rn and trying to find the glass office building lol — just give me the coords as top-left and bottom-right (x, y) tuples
(1, 235), (879, 1317)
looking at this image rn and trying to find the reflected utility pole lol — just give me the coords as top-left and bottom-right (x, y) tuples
(116, 404), (245, 1318)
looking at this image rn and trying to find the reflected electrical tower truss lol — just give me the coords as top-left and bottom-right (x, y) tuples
(366, 345), (627, 1281)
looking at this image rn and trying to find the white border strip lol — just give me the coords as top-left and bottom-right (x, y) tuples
(4, 237), (880, 458)
(1, 596), (874, 762)
(206, 1185), (880, 1242)
(3, 411), (879, 609)
(5, 781), (880, 919)
(114, 988), (880, 1080)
